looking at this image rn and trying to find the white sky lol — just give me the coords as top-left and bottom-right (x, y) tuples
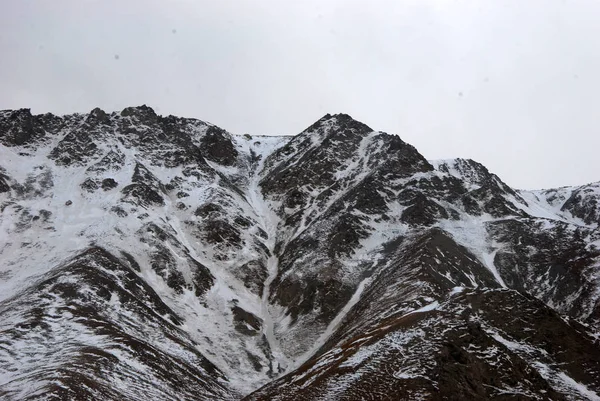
(1, 0), (599, 189)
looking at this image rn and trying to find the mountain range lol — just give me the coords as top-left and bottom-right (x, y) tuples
(1, 106), (599, 400)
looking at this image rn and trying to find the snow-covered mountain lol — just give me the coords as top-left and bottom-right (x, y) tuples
(1, 106), (599, 400)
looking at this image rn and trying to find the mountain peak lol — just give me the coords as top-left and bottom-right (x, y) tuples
(87, 107), (110, 124)
(309, 113), (373, 135)
(120, 104), (158, 123)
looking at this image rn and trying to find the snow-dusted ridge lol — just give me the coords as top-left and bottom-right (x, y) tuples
(1, 107), (600, 400)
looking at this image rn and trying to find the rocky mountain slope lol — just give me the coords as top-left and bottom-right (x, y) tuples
(0, 106), (599, 400)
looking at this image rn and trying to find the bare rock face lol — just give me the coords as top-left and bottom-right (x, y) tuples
(561, 183), (600, 226)
(0, 109), (50, 146)
(199, 126), (239, 166)
(0, 170), (10, 193)
(1, 107), (599, 400)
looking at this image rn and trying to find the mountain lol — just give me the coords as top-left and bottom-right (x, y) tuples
(0, 106), (599, 400)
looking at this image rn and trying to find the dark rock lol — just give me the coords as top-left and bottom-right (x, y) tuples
(49, 129), (99, 166)
(0, 109), (46, 146)
(203, 220), (241, 245)
(101, 178), (118, 190)
(86, 150), (125, 173)
(120, 105), (158, 124)
(150, 247), (187, 294)
(80, 178), (99, 193)
(283, 188), (307, 209)
(121, 184), (164, 206)
(120, 251), (141, 272)
(231, 305), (262, 336)
(198, 126), (238, 166)
(562, 184), (600, 225)
(194, 203), (224, 218)
(328, 214), (369, 257)
(110, 206), (128, 217)
(87, 107), (109, 124)
(274, 274), (355, 324)
(132, 162), (163, 189)
(234, 215), (252, 228)
(401, 193), (449, 226)
(191, 259), (215, 298)
(0, 173), (10, 192)
(234, 260), (267, 296)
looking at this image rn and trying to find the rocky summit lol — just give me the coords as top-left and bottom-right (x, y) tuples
(0, 106), (599, 400)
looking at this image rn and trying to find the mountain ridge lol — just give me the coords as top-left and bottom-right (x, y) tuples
(1, 106), (599, 400)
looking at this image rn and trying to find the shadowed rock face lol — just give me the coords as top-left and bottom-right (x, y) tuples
(199, 126), (239, 166)
(1, 107), (599, 400)
(0, 171), (10, 192)
(561, 183), (600, 226)
(0, 109), (57, 147)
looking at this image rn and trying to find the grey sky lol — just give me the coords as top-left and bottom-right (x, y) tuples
(1, 0), (599, 189)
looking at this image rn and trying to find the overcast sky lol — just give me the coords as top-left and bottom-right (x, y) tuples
(1, 0), (599, 189)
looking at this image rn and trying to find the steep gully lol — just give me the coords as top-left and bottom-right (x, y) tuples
(245, 151), (288, 376)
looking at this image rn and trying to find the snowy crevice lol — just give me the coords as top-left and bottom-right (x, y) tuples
(245, 141), (289, 377)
